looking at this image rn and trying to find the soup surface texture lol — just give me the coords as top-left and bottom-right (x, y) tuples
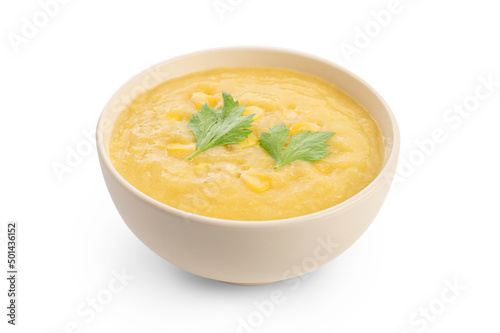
(109, 67), (385, 221)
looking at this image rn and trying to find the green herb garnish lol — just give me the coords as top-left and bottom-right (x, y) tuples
(188, 91), (254, 160)
(259, 123), (335, 168)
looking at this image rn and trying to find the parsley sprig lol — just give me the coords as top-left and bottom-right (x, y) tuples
(259, 123), (335, 168)
(188, 91), (254, 160)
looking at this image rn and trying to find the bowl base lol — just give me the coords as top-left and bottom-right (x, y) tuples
(221, 280), (277, 286)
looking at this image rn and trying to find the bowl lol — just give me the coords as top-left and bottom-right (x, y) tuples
(96, 47), (400, 285)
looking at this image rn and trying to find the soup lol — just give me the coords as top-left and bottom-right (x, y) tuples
(109, 67), (385, 220)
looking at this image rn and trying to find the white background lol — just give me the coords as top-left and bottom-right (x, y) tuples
(1, 0), (499, 332)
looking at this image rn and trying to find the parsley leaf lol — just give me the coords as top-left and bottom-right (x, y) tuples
(259, 123), (335, 168)
(188, 91), (254, 160)
(258, 123), (290, 164)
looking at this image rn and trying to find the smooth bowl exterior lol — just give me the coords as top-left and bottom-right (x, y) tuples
(97, 47), (400, 285)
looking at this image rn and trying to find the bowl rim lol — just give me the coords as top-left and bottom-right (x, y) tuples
(97, 46), (400, 228)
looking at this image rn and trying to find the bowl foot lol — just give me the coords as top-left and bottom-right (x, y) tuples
(221, 281), (277, 286)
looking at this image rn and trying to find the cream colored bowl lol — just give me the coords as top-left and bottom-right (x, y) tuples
(97, 47), (400, 285)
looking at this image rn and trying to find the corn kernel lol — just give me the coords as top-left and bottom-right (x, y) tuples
(238, 133), (258, 148)
(190, 92), (218, 109)
(241, 171), (272, 193)
(289, 122), (321, 136)
(166, 143), (196, 154)
(243, 106), (265, 120)
(165, 110), (190, 121)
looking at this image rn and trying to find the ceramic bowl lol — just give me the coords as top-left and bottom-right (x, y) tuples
(97, 47), (400, 285)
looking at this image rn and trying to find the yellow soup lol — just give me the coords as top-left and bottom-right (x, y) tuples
(109, 67), (385, 221)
